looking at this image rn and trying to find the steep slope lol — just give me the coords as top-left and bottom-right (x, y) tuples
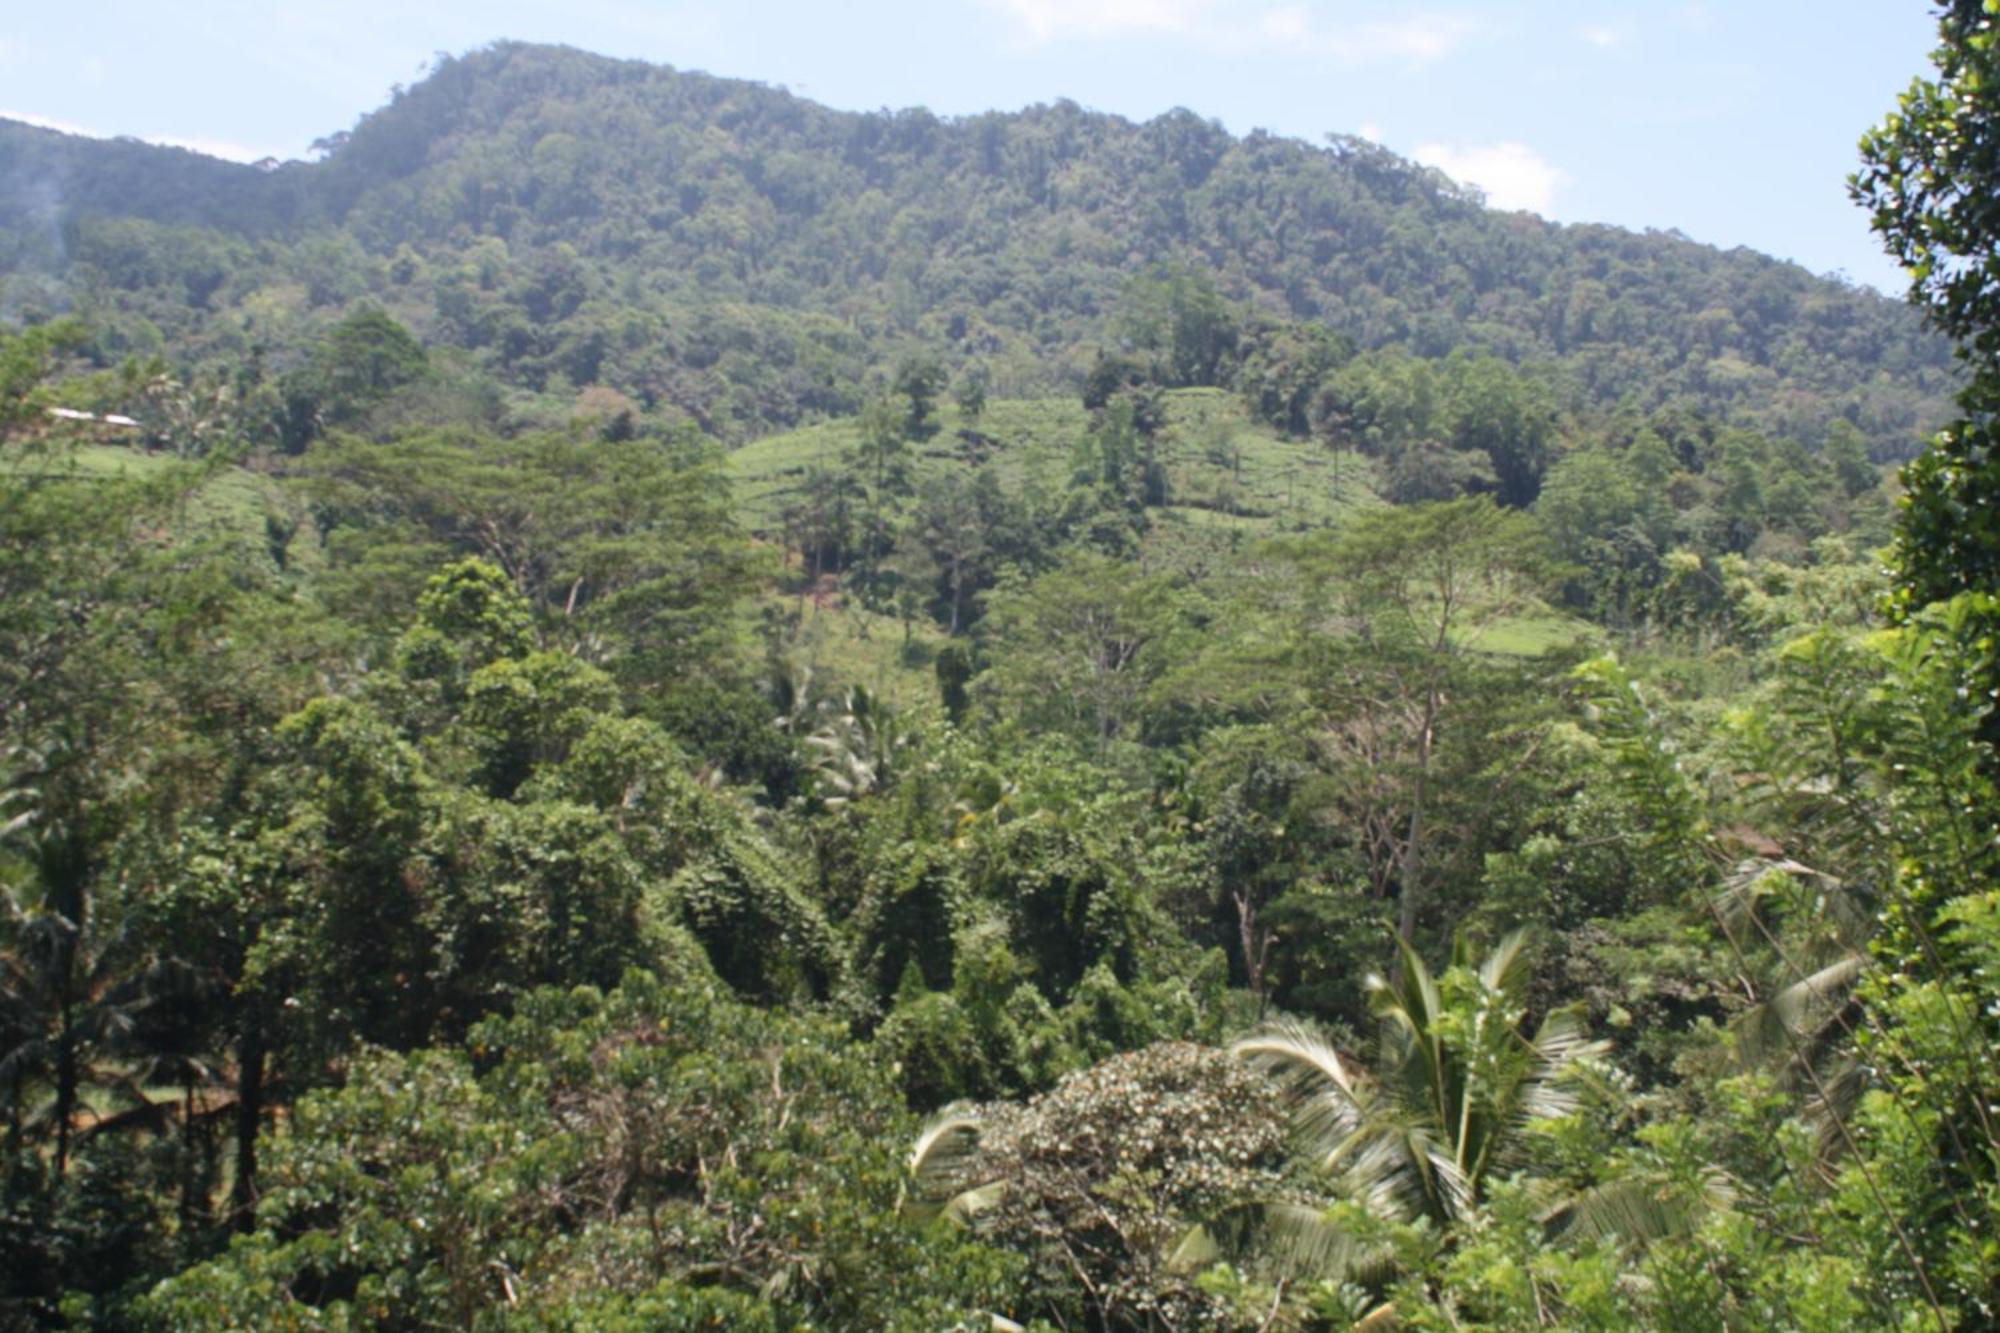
(0, 41), (1958, 448)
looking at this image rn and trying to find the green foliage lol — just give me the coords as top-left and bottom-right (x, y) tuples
(5, 43), (1952, 448)
(141, 972), (1026, 1329)
(459, 650), (618, 796)
(1854, 1), (2000, 364)
(975, 551), (1184, 746)
(1241, 931), (1607, 1227)
(910, 1041), (1302, 1330)
(282, 305), (430, 446)
(1856, 3), (2000, 752)
(1568, 654), (1711, 896)
(410, 555), (536, 663)
(0, 25), (1995, 1328)
(309, 424), (760, 674)
(892, 352), (948, 441)
(0, 318), (85, 429)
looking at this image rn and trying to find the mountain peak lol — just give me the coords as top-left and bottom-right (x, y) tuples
(0, 38), (1954, 447)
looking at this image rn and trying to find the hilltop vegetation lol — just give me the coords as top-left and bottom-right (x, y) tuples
(0, 41), (1958, 448)
(1, 13), (1999, 1329)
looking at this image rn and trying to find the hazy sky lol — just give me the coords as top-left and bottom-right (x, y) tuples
(0, 1), (1940, 293)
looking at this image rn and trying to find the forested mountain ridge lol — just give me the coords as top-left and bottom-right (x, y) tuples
(0, 40), (1957, 446)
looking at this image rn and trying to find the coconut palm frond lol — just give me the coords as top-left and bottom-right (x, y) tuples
(1339, 1120), (1471, 1223)
(1166, 1221), (1224, 1274)
(1801, 1058), (1871, 1165)
(1733, 952), (1868, 1069)
(906, 1104), (1004, 1224)
(1550, 1178), (1698, 1246)
(1527, 1006), (1603, 1070)
(0, 807), (35, 843)
(1516, 1007), (1613, 1123)
(1234, 1021), (1368, 1163)
(1368, 936), (1444, 1056)
(1771, 952), (1868, 1031)
(1352, 1302), (1402, 1331)
(1714, 857), (1807, 931)
(1549, 1167), (1738, 1247)
(909, 1104), (984, 1184)
(1716, 857), (1874, 951)
(941, 1180), (1009, 1225)
(1476, 927), (1533, 998)
(1174, 1201), (1390, 1284)
(1262, 1200), (1395, 1281)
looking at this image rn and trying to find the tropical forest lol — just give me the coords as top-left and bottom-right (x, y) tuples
(1, 3), (1998, 1328)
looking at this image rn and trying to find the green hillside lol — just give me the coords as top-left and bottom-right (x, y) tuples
(0, 438), (314, 570)
(730, 388), (1408, 700)
(728, 389), (1382, 534)
(0, 41), (1958, 451)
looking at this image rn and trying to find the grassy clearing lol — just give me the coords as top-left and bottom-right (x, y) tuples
(724, 397), (1092, 531)
(728, 392), (1398, 683)
(750, 589), (947, 710)
(1147, 387), (1383, 532)
(1467, 612), (1597, 658)
(727, 389), (1383, 542)
(1, 442), (315, 570)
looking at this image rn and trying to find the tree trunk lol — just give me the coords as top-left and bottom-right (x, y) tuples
(52, 927), (77, 1176)
(5, 1067), (20, 1156)
(231, 1014), (265, 1230)
(53, 1002), (74, 1176)
(1235, 887), (1273, 1018)
(181, 1075), (198, 1237)
(1394, 671), (1443, 971)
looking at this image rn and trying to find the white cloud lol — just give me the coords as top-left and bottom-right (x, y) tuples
(1412, 140), (1569, 214)
(0, 109), (280, 163)
(1356, 122), (1383, 143)
(989, 0), (1473, 63)
(1337, 14), (1472, 63)
(1231, 9), (1472, 62)
(1257, 3), (1311, 43)
(1578, 24), (1620, 48)
(988, 0), (1215, 42)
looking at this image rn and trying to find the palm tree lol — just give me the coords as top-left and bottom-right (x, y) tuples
(1236, 929), (1608, 1226)
(0, 871), (150, 1174)
(806, 685), (911, 807)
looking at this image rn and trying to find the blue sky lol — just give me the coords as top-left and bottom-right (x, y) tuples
(0, 1), (1939, 293)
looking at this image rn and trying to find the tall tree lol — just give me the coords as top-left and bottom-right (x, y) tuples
(0, 326), (202, 1178)
(309, 425), (759, 676)
(1307, 498), (1553, 944)
(1854, 1), (2000, 743)
(975, 552), (1182, 747)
